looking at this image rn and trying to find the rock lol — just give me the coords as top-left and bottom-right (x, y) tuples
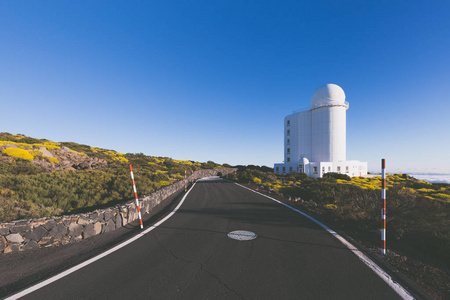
(4, 244), (20, 253)
(121, 212), (128, 226)
(94, 222), (102, 235)
(78, 161), (92, 170)
(89, 213), (98, 219)
(43, 221), (56, 231)
(102, 219), (115, 233)
(83, 223), (95, 239)
(9, 224), (31, 234)
(97, 212), (104, 222)
(39, 147), (54, 158)
(6, 233), (24, 244)
(70, 235), (82, 243)
(0, 236), (7, 251)
(38, 236), (53, 245)
(68, 223), (83, 237)
(23, 241), (39, 250)
(115, 213), (122, 229)
(24, 226), (48, 242)
(77, 217), (89, 225)
(48, 223), (67, 239)
(61, 146), (71, 152)
(0, 227), (9, 235)
(61, 236), (71, 245)
(104, 210), (114, 222)
(2, 144), (19, 149)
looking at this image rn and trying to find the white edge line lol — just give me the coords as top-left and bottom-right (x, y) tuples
(5, 182), (197, 300)
(235, 183), (414, 300)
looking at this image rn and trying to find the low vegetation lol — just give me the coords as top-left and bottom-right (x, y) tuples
(0, 133), (225, 222)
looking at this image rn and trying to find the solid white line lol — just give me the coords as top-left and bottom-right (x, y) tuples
(5, 183), (196, 300)
(235, 183), (414, 300)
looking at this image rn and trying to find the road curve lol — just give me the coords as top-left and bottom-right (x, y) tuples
(9, 179), (406, 299)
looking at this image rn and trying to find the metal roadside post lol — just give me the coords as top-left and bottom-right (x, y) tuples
(381, 159), (386, 254)
(129, 164), (144, 229)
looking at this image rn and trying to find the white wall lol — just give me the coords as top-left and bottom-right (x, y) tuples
(311, 105), (346, 162)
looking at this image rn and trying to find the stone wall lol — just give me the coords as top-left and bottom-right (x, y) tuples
(0, 168), (236, 254)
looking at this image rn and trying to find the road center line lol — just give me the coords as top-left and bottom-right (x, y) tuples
(5, 182), (197, 300)
(235, 183), (414, 300)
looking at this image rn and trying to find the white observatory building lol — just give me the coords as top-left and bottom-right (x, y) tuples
(274, 84), (367, 178)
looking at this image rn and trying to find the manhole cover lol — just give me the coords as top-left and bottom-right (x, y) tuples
(227, 230), (257, 241)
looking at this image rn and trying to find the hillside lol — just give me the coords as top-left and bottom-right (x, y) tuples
(0, 132), (226, 222)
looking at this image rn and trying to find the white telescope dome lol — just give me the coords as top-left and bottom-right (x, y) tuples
(311, 84), (346, 107)
(299, 157), (309, 165)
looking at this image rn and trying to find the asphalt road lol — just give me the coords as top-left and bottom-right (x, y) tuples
(10, 179), (404, 299)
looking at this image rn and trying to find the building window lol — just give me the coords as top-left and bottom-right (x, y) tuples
(289, 167), (293, 172)
(287, 148), (290, 154)
(276, 167), (279, 172)
(287, 130), (290, 136)
(287, 139), (290, 145)
(282, 167), (286, 172)
(322, 167), (325, 173)
(328, 166), (331, 172)
(313, 167), (318, 174)
(287, 120), (290, 126)
(299, 165), (304, 173)
(287, 157), (290, 162)
(346, 166), (349, 173)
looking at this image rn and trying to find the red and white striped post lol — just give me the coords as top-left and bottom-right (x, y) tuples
(184, 168), (187, 192)
(129, 164), (143, 229)
(381, 159), (386, 254)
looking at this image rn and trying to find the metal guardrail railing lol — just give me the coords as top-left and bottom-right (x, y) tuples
(293, 101), (349, 113)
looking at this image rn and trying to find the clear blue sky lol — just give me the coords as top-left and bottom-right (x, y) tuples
(1, 1), (449, 173)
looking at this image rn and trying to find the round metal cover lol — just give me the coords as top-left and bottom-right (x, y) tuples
(227, 230), (257, 241)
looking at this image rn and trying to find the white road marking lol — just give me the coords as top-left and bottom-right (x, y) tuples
(5, 183), (197, 300)
(227, 230), (257, 241)
(235, 183), (414, 300)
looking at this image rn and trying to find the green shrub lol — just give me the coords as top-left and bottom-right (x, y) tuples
(323, 172), (351, 181)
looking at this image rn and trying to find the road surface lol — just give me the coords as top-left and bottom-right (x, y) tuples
(9, 179), (405, 299)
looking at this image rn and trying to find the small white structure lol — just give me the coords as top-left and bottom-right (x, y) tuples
(274, 84), (367, 178)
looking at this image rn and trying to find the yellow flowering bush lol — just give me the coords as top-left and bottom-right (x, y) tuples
(0, 140), (60, 150)
(155, 170), (168, 174)
(113, 156), (129, 163)
(48, 157), (59, 163)
(173, 159), (193, 165)
(434, 193), (450, 201)
(323, 203), (337, 210)
(2, 148), (34, 160)
(253, 177), (262, 184)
